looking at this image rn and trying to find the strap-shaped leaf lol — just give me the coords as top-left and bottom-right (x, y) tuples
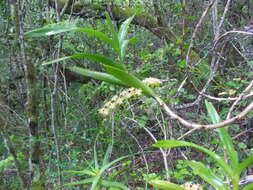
(25, 23), (79, 38)
(63, 169), (96, 176)
(242, 183), (253, 190)
(118, 15), (135, 43)
(120, 37), (139, 61)
(42, 53), (126, 71)
(68, 66), (128, 86)
(237, 156), (253, 175)
(101, 180), (130, 190)
(103, 64), (155, 97)
(91, 175), (101, 190)
(185, 161), (230, 190)
(153, 140), (233, 177)
(62, 177), (94, 187)
(148, 180), (185, 190)
(102, 144), (113, 167)
(25, 23), (117, 50)
(105, 13), (120, 54)
(205, 100), (238, 168)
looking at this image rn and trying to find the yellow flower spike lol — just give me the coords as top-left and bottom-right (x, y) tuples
(99, 77), (162, 117)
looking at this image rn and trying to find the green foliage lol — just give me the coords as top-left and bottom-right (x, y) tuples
(62, 144), (130, 190)
(152, 101), (253, 190)
(0, 156), (14, 172)
(27, 13), (156, 97)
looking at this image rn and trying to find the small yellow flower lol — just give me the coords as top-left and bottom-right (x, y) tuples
(181, 182), (203, 190)
(98, 77), (162, 117)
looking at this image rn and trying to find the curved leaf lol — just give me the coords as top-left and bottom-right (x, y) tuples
(62, 177), (94, 187)
(185, 161), (229, 190)
(25, 23), (79, 38)
(101, 180), (130, 190)
(153, 140), (233, 176)
(25, 23), (116, 50)
(118, 15), (135, 43)
(148, 180), (185, 190)
(103, 64), (155, 97)
(242, 183), (253, 190)
(42, 53), (126, 71)
(237, 156), (253, 175)
(91, 175), (101, 190)
(63, 169), (96, 176)
(68, 66), (128, 86)
(105, 13), (120, 54)
(205, 100), (238, 168)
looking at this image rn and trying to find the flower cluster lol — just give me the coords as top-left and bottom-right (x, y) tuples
(99, 77), (162, 117)
(181, 182), (203, 190)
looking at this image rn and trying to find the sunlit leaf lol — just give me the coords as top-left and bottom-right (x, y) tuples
(25, 23), (116, 50)
(148, 180), (185, 190)
(242, 183), (253, 190)
(101, 180), (130, 190)
(68, 66), (128, 86)
(185, 161), (229, 190)
(103, 64), (155, 97)
(63, 169), (96, 176)
(237, 156), (253, 175)
(205, 100), (238, 169)
(62, 177), (95, 187)
(153, 140), (233, 176)
(118, 15), (135, 43)
(105, 13), (120, 54)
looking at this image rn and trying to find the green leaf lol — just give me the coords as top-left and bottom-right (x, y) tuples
(148, 180), (185, 190)
(205, 100), (238, 168)
(247, 61), (253, 66)
(237, 156), (253, 175)
(91, 175), (101, 190)
(185, 161), (229, 190)
(103, 64), (156, 97)
(105, 13), (120, 54)
(25, 23), (116, 50)
(242, 183), (253, 190)
(153, 140), (233, 176)
(102, 144), (113, 166)
(100, 155), (130, 174)
(63, 169), (96, 176)
(118, 15), (135, 43)
(68, 67), (128, 86)
(62, 177), (95, 187)
(42, 53), (126, 71)
(25, 23), (79, 38)
(101, 180), (130, 190)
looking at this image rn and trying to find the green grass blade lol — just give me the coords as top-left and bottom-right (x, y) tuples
(68, 66), (128, 86)
(205, 100), (238, 168)
(148, 180), (185, 190)
(103, 64), (155, 97)
(185, 161), (230, 190)
(153, 140), (233, 176)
